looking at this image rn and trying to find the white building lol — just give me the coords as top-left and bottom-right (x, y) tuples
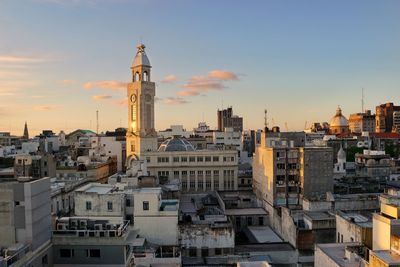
(159, 125), (191, 139)
(74, 183), (126, 218)
(133, 187), (179, 246)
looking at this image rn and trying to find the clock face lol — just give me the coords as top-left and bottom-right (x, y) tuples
(130, 94), (137, 103)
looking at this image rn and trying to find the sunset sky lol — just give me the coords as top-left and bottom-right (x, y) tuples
(1, 0), (400, 136)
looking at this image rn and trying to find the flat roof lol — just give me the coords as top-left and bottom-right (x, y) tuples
(316, 242), (362, 267)
(304, 211), (334, 221)
(86, 186), (112, 194)
(372, 250), (400, 264)
(225, 208), (268, 216)
(246, 226), (282, 243)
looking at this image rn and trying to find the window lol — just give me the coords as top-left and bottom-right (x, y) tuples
(258, 216), (264, 225)
(277, 163), (286, 170)
(107, 202), (113, 211)
(181, 157), (188, 162)
(42, 254), (48, 265)
(86, 201), (92, 210)
(213, 156), (219, 162)
(173, 157), (180, 162)
(146, 157), (150, 163)
(205, 156), (211, 162)
(86, 249), (101, 258)
(189, 157), (196, 162)
(60, 249), (74, 258)
(197, 170), (203, 176)
(247, 217), (253, 226)
(197, 156), (203, 162)
(201, 248), (209, 257)
(215, 248), (222, 255)
(143, 201), (149, 211)
(189, 247), (197, 257)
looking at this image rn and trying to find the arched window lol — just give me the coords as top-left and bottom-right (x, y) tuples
(135, 72), (140, 81)
(143, 71), (148, 81)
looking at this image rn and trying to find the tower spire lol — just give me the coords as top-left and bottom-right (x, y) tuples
(23, 121), (29, 140)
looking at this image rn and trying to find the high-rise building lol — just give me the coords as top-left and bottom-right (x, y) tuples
(375, 102), (400, 133)
(253, 130), (333, 207)
(217, 107), (243, 132)
(348, 110), (376, 133)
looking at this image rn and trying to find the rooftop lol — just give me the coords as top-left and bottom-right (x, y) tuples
(372, 250), (400, 264)
(316, 243), (363, 267)
(75, 183), (117, 194)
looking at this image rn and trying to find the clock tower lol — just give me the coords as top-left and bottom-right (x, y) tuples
(126, 44), (158, 162)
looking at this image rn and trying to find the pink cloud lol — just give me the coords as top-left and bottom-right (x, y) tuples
(83, 80), (127, 91)
(113, 98), (128, 107)
(161, 75), (177, 83)
(0, 55), (48, 64)
(33, 105), (61, 111)
(60, 79), (78, 85)
(208, 70), (239, 81)
(92, 95), (112, 101)
(161, 97), (189, 105)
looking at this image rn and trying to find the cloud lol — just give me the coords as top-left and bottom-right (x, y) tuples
(60, 79), (78, 85)
(92, 95), (112, 101)
(113, 98), (128, 107)
(0, 55), (49, 64)
(178, 70), (239, 97)
(33, 105), (61, 111)
(178, 76), (225, 97)
(161, 75), (177, 83)
(161, 97), (189, 105)
(208, 70), (239, 81)
(83, 80), (127, 91)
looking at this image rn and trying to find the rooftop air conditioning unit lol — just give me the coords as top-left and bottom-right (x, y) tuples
(94, 224), (103, 230)
(57, 223), (69, 230)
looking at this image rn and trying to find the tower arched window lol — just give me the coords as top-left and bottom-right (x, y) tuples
(143, 71), (149, 82)
(135, 72), (140, 82)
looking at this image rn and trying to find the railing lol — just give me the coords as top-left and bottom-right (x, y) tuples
(53, 220), (130, 238)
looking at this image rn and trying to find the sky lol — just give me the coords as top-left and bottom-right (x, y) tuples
(1, 0), (400, 136)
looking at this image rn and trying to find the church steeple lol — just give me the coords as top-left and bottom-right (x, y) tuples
(23, 121), (29, 140)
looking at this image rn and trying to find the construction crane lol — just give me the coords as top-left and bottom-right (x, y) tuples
(284, 122), (289, 132)
(304, 121), (308, 130)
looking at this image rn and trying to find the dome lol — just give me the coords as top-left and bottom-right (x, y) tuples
(132, 43), (151, 67)
(330, 107), (348, 127)
(158, 136), (195, 152)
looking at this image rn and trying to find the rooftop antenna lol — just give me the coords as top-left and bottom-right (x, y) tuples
(361, 88), (365, 113)
(96, 110), (99, 135)
(264, 109), (268, 128)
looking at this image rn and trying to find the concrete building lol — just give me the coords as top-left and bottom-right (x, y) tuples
(355, 150), (391, 178)
(52, 216), (133, 266)
(348, 110), (376, 133)
(74, 183), (126, 218)
(253, 130), (333, 208)
(89, 135), (126, 172)
(133, 187), (179, 246)
(159, 125), (191, 139)
(0, 177), (53, 267)
(335, 211), (372, 248)
(394, 111), (400, 133)
(0, 132), (20, 147)
(179, 193), (235, 264)
(14, 154), (56, 179)
(315, 242), (367, 267)
(217, 107), (243, 132)
(146, 136), (239, 192)
(375, 102), (400, 133)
